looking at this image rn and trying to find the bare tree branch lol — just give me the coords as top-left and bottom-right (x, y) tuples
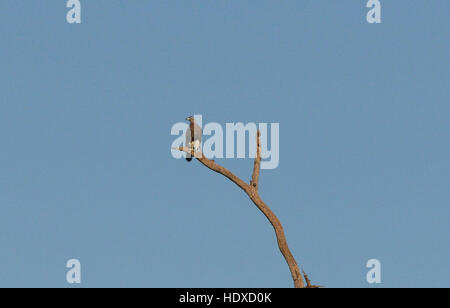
(250, 130), (261, 189)
(173, 130), (307, 288)
(303, 269), (323, 288)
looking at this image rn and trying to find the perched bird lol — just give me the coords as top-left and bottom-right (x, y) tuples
(185, 116), (202, 162)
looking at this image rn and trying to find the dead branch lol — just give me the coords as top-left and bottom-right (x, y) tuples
(303, 269), (322, 288)
(173, 130), (307, 288)
(250, 130), (261, 189)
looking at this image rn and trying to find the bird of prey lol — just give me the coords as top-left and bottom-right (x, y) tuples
(185, 116), (202, 162)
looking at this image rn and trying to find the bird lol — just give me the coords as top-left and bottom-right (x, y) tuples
(185, 116), (202, 162)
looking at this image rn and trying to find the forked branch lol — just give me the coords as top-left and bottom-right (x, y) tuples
(173, 130), (307, 288)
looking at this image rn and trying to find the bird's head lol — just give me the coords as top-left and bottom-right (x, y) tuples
(186, 116), (194, 122)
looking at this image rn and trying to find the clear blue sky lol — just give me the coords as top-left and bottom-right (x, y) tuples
(0, 1), (448, 287)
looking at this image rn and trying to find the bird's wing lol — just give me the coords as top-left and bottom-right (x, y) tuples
(185, 127), (192, 145)
(193, 123), (202, 141)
